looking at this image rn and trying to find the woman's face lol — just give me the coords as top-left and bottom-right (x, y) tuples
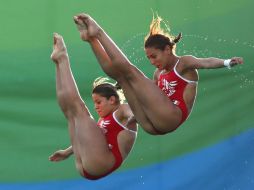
(145, 46), (171, 70)
(92, 93), (116, 118)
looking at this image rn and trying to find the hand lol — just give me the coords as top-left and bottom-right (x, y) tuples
(230, 57), (244, 67)
(49, 149), (71, 162)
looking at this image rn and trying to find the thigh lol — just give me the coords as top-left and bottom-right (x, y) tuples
(66, 119), (85, 176)
(123, 67), (182, 132)
(119, 80), (162, 134)
(73, 108), (115, 176)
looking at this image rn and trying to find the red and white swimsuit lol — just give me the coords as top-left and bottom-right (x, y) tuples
(83, 110), (135, 180)
(157, 60), (197, 126)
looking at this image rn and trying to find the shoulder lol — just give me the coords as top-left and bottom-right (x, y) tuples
(153, 68), (161, 82)
(179, 55), (199, 70)
(154, 68), (160, 74)
(115, 103), (132, 117)
(180, 55), (198, 63)
(118, 103), (130, 111)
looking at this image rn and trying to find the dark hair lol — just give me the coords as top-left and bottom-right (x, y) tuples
(145, 33), (182, 51)
(92, 83), (119, 101)
(92, 77), (124, 103)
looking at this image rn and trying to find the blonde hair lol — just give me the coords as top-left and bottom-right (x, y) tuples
(145, 13), (182, 53)
(92, 77), (125, 104)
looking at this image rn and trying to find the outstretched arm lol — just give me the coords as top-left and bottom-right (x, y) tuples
(49, 146), (73, 162)
(184, 56), (243, 70)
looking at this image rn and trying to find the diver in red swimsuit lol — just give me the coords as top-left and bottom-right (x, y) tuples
(83, 109), (136, 180)
(49, 34), (137, 180)
(73, 13), (243, 135)
(157, 59), (198, 127)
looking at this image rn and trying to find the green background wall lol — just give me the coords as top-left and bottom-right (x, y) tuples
(0, 0), (253, 183)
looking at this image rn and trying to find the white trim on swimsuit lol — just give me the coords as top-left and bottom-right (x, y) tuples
(112, 110), (137, 133)
(173, 59), (198, 84)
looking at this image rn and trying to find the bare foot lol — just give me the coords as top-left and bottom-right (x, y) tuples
(74, 13), (101, 41)
(50, 33), (68, 64)
(73, 15), (89, 41)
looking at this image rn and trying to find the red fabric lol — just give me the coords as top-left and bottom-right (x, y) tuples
(157, 70), (189, 125)
(83, 112), (124, 180)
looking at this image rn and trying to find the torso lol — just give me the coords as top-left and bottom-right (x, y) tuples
(156, 59), (198, 122)
(97, 110), (136, 160)
(83, 110), (136, 180)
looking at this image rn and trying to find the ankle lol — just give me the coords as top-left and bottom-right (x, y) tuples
(54, 53), (69, 63)
(96, 28), (104, 39)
